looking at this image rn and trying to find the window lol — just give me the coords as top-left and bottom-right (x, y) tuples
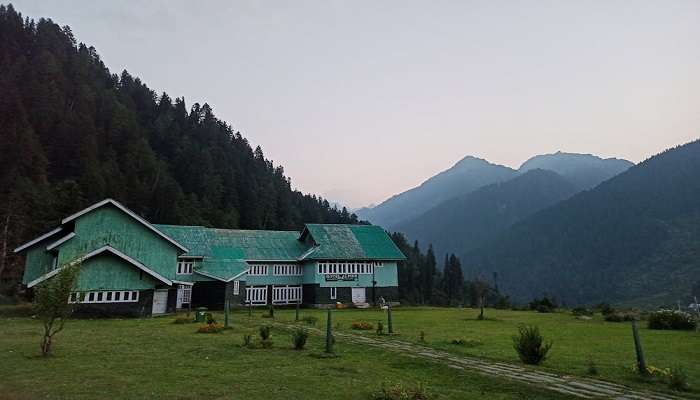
(317, 261), (374, 275)
(69, 291), (139, 304)
(248, 264), (268, 276)
(330, 287), (337, 300)
(273, 264), (302, 276)
(272, 285), (302, 304)
(177, 260), (193, 275)
(233, 280), (240, 295)
(177, 285), (192, 306)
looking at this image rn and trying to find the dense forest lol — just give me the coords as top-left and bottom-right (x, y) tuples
(465, 139), (700, 307)
(0, 5), (359, 286)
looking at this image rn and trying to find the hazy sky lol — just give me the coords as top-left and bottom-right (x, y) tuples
(11, 0), (700, 208)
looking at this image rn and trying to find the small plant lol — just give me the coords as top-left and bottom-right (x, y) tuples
(259, 325), (271, 341)
(302, 315), (318, 325)
(370, 383), (430, 400)
(242, 334), (252, 347)
(291, 328), (309, 350)
(668, 366), (690, 391)
(205, 313), (217, 325)
(648, 310), (696, 330)
(197, 323), (224, 333)
(376, 321), (385, 335)
(586, 355), (598, 375)
(419, 331), (426, 343)
(512, 325), (552, 365)
(351, 321), (374, 330)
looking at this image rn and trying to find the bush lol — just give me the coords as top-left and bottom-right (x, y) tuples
(302, 316), (318, 325)
(205, 313), (216, 325)
(291, 328), (309, 350)
(419, 331), (426, 343)
(197, 323), (224, 333)
(595, 302), (614, 316)
(242, 334), (252, 347)
(376, 321), (384, 335)
(586, 355), (598, 375)
(370, 383), (430, 400)
(259, 325), (271, 341)
(351, 321), (374, 330)
(512, 325), (552, 365)
(604, 311), (638, 322)
(529, 297), (557, 313)
(572, 307), (593, 317)
(647, 310), (697, 331)
(668, 366), (690, 391)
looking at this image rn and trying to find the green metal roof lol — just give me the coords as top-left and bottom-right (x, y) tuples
(196, 259), (249, 282)
(154, 223), (405, 263)
(154, 225), (305, 261)
(300, 224), (406, 261)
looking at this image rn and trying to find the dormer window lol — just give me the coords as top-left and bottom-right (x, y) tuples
(177, 260), (193, 275)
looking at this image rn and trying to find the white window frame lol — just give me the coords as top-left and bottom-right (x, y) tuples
(272, 285), (302, 305)
(317, 261), (374, 275)
(176, 260), (193, 275)
(330, 287), (337, 300)
(233, 280), (240, 295)
(272, 264), (302, 276)
(248, 264), (269, 276)
(245, 285), (268, 305)
(69, 290), (139, 304)
(176, 285), (192, 308)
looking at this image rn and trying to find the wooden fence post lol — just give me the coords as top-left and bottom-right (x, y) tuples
(631, 319), (647, 375)
(325, 309), (333, 354)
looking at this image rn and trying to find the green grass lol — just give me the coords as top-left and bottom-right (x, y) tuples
(0, 308), (569, 400)
(273, 306), (700, 397)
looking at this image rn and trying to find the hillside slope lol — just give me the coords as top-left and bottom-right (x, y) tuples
(395, 169), (578, 259)
(356, 156), (516, 229)
(519, 152), (633, 191)
(464, 139), (700, 307)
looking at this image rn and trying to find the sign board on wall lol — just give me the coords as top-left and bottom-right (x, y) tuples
(324, 274), (358, 282)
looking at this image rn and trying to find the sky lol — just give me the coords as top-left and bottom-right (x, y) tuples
(11, 0), (700, 208)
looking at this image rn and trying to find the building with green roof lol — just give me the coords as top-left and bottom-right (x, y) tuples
(16, 199), (405, 316)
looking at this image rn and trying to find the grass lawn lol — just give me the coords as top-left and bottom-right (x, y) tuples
(0, 308), (569, 400)
(271, 306), (700, 397)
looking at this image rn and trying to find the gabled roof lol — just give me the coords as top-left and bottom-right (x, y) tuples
(195, 259), (249, 282)
(155, 225), (305, 261)
(14, 227), (64, 253)
(62, 199), (188, 253)
(299, 224), (406, 261)
(27, 245), (172, 288)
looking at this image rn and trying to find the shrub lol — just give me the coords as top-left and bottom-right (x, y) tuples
(419, 331), (426, 343)
(572, 307), (593, 317)
(205, 313), (216, 325)
(351, 321), (374, 330)
(647, 310), (696, 331)
(259, 325), (271, 341)
(586, 355), (598, 375)
(302, 316), (318, 325)
(529, 297), (557, 313)
(604, 311), (638, 322)
(242, 334), (252, 347)
(376, 321), (384, 335)
(371, 383), (430, 400)
(291, 328), (309, 350)
(595, 302), (614, 316)
(197, 323), (224, 333)
(512, 325), (552, 365)
(668, 366), (690, 391)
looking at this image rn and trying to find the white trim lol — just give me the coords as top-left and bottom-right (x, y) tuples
(14, 227), (63, 253)
(46, 232), (76, 251)
(178, 255), (203, 259)
(194, 268), (248, 283)
(172, 280), (194, 286)
(60, 199), (189, 253)
(27, 245), (173, 288)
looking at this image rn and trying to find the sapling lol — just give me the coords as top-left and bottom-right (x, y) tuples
(33, 264), (80, 357)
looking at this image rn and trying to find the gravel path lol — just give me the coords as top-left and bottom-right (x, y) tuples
(273, 321), (687, 400)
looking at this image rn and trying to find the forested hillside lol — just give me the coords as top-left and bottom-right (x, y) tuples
(396, 169), (578, 259)
(0, 5), (358, 285)
(465, 139), (700, 307)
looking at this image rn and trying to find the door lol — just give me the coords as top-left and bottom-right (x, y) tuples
(152, 290), (168, 315)
(351, 287), (366, 304)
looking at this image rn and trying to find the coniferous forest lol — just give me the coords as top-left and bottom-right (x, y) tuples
(0, 5), (359, 286)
